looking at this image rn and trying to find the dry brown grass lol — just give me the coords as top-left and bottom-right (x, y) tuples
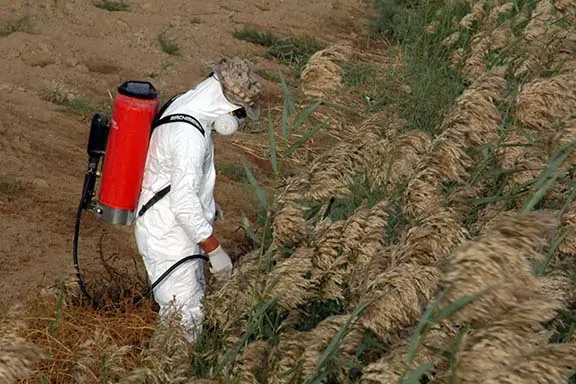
(559, 200), (576, 255)
(21, 291), (157, 383)
(300, 315), (364, 381)
(459, 0), (488, 29)
(126, 305), (196, 384)
(366, 211), (576, 384)
(264, 314), (364, 383)
(515, 0), (576, 78)
(462, 23), (514, 81)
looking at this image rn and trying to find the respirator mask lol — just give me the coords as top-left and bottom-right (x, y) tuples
(213, 108), (246, 136)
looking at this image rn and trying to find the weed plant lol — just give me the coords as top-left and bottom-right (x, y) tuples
(233, 26), (325, 77)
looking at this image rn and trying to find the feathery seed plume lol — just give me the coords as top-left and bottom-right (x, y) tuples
(360, 263), (441, 342)
(0, 304), (48, 383)
(440, 211), (558, 326)
(300, 42), (353, 100)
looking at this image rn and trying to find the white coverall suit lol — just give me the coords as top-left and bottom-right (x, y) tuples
(134, 74), (240, 341)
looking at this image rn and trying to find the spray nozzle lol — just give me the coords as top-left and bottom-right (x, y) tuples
(87, 112), (110, 162)
(81, 113), (110, 211)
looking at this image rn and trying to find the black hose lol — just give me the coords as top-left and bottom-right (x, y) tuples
(132, 254), (208, 306)
(73, 163), (210, 309)
(73, 163), (98, 307)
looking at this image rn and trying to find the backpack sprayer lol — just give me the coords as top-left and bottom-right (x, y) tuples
(74, 80), (208, 309)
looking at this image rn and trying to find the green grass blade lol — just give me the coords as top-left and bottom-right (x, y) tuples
(431, 285), (497, 323)
(405, 287), (449, 364)
(401, 286), (484, 384)
(315, 301), (370, 367)
(522, 145), (575, 213)
(533, 229), (571, 277)
(400, 361), (435, 384)
(448, 326), (469, 384)
(564, 322), (576, 343)
(320, 100), (357, 112)
(282, 97), (290, 140)
(522, 176), (560, 213)
(292, 100), (324, 130)
(268, 109), (279, 175)
(279, 71), (295, 139)
(281, 123), (324, 157)
(471, 188), (531, 206)
(557, 185), (576, 218)
(240, 211), (260, 244)
(303, 300), (372, 384)
(242, 159), (268, 209)
(49, 286), (64, 337)
(217, 297), (278, 376)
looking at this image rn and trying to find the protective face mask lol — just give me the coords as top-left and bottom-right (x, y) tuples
(213, 113), (244, 135)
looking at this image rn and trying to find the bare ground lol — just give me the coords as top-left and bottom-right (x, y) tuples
(0, 0), (368, 307)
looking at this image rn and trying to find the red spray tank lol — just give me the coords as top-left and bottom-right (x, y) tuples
(75, 79), (162, 306)
(95, 81), (160, 225)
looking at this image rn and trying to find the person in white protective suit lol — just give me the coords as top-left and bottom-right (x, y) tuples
(134, 57), (262, 342)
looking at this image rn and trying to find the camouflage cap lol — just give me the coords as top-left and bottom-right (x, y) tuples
(208, 56), (262, 121)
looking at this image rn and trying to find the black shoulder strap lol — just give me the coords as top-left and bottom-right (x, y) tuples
(151, 93), (206, 137)
(137, 94), (206, 219)
(137, 185), (171, 217)
(152, 113), (205, 137)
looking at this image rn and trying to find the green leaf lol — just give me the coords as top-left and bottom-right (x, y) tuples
(471, 192), (523, 206)
(49, 286), (64, 337)
(448, 326), (469, 384)
(281, 123), (324, 157)
(405, 287), (449, 364)
(292, 100), (324, 131)
(400, 361), (434, 384)
(557, 185), (576, 218)
(281, 98), (289, 140)
(522, 143), (576, 213)
(279, 71), (296, 113)
(268, 108), (279, 175)
(471, 176), (537, 206)
(240, 211), (260, 244)
(279, 71), (295, 139)
(533, 229), (571, 277)
(431, 285), (496, 323)
(316, 301), (370, 366)
(217, 296), (278, 377)
(320, 100), (357, 112)
(523, 177), (561, 213)
(242, 159), (268, 209)
(303, 300), (372, 384)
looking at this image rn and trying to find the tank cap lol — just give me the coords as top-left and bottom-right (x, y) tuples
(117, 80), (158, 100)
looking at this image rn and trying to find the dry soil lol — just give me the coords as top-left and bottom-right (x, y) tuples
(0, 0), (369, 308)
